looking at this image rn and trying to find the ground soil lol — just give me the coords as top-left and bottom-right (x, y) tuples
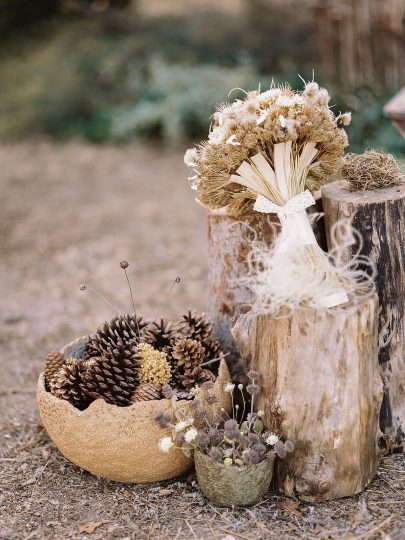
(1, 141), (404, 540)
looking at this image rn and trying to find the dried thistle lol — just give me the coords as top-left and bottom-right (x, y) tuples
(340, 150), (404, 191)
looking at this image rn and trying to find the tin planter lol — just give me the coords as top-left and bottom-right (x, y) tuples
(37, 336), (231, 483)
(194, 450), (275, 507)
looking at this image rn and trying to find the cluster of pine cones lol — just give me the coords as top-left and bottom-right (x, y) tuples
(44, 311), (223, 410)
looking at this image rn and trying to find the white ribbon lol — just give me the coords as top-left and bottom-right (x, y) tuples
(253, 190), (315, 222)
(253, 190), (349, 308)
(253, 190), (317, 252)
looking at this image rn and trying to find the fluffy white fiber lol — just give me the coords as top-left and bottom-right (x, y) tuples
(239, 218), (376, 317)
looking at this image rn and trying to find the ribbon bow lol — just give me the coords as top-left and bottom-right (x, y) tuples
(253, 190), (315, 224)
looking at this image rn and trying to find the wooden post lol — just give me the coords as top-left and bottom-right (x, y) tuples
(232, 295), (383, 502)
(322, 181), (405, 450)
(207, 200), (325, 380)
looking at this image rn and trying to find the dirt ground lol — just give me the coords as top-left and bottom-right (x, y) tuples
(1, 141), (404, 540)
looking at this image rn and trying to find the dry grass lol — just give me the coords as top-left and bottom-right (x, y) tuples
(340, 150), (404, 191)
(0, 141), (404, 539)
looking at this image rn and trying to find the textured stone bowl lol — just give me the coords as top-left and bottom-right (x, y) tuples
(195, 450), (275, 507)
(37, 338), (231, 483)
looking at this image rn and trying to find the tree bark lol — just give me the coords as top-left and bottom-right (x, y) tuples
(322, 180), (405, 450)
(232, 295), (383, 502)
(207, 200), (325, 381)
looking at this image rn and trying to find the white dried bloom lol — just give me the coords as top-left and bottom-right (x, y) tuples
(184, 148), (198, 167)
(159, 437), (174, 453)
(265, 433), (279, 446)
(316, 88), (330, 106)
(214, 111), (224, 126)
(174, 419), (193, 432)
(226, 134), (240, 146)
(257, 109), (268, 125)
(276, 95), (294, 107)
(208, 126), (228, 144)
(223, 457), (233, 467)
(259, 88), (281, 103)
(184, 428), (198, 443)
(237, 383), (244, 390)
(284, 118), (298, 137)
(257, 410), (265, 418)
(292, 94), (305, 106)
(337, 112), (352, 126)
(278, 115), (286, 128)
(303, 81), (319, 98)
(224, 383), (235, 393)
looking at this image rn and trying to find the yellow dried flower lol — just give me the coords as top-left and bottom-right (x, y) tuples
(137, 343), (171, 388)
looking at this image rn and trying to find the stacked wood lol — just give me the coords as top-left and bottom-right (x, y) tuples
(322, 181), (405, 450)
(232, 295), (383, 502)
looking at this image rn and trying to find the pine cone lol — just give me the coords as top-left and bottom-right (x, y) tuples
(181, 366), (216, 392)
(44, 351), (65, 387)
(80, 346), (140, 407)
(178, 310), (212, 342)
(143, 319), (179, 351)
(84, 314), (148, 360)
(49, 361), (87, 409)
(131, 383), (161, 402)
(172, 338), (204, 372)
(202, 339), (223, 361)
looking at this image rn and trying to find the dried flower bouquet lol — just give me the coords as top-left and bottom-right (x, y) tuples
(185, 81), (360, 311)
(156, 370), (293, 506)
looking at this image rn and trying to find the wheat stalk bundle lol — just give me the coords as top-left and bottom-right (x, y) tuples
(185, 81), (371, 311)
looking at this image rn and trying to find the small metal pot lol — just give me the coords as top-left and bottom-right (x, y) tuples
(194, 450), (275, 507)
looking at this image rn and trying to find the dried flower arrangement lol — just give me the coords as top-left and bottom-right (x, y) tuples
(157, 370), (293, 463)
(185, 82), (350, 215)
(43, 262), (226, 410)
(185, 81), (373, 313)
(156, 370), (293, 506)
(340, 149), (405, 191)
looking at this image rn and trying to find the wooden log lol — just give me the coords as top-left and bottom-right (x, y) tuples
(322, 181), (405, 450)
(232, 295), (383, 502)
(207, 200), (325, 380)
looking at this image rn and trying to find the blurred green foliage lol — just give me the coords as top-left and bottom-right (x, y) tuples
(0, 6), (403, 155)
(110, 59), (269, 144)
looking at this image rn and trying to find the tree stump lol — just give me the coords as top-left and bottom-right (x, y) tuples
(207, 199), (325, 380)
(232, 295), (383, 502)
(322, 181), (405, 449)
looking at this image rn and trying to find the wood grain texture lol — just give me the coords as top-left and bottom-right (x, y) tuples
(232, 295), (382, 502)
(207, 200), (325, 381)
(322, 180), (405, 449)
